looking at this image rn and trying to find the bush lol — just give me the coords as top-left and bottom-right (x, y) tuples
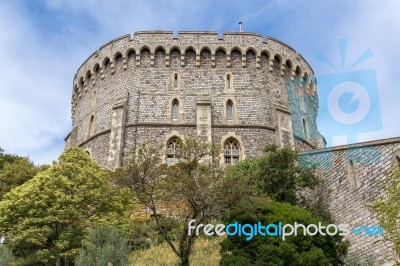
(0, 245), (14, 266)
(220, 196), (349, 266)
(76, 225), (131, 266)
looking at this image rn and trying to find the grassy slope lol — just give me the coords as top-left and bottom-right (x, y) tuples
(131, 237), (222, 266)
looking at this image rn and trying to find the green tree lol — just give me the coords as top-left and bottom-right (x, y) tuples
(76, 225), (131, 266)
(0, 147), (128, 266)
(0, 245), (14, 266)
(220, 196), (349, 266)
(373, 167), (400, 264)
(0, 157), (48, 200)
(113, 137), (224, 266)
(0, 147), (21, 172)
(258, 145), (319, 205)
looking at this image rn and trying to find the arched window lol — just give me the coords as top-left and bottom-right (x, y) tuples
(94, 64), (100, 76)
(224, 138), (240, 165)
(302, 118), (308, 140)
(167, 137), (181, 166)
(88, 115), (95, 137)
(226, 100), (233, 121)
(172, 99), (179, 120)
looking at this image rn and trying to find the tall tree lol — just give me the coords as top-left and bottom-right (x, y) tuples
(113, 137), (224, 266)
(0, 147), (128, 266)
(0, 157), (48, 200)
(0, 147), (20, 172)
(258, 145), (319, 205)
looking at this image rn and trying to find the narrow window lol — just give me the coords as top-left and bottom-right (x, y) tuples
(88, 115), (95, 137)
(226, 100), (233, 121)
(91, 91), (97, 106)
(348, 160), (360, 188)
(172, 99), (179, 120)
(167, 137), (181, 166)
(224, 138), (240, 165)
(226, 74), (231, 89)
(302, 118), (308, 140)
(173, 73), (178, 88)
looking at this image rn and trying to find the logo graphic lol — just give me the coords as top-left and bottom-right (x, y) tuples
(316, 39), (382, 146)
(288, 39), (383, 168)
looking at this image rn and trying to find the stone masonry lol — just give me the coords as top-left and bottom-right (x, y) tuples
(65, 31), (400, 264)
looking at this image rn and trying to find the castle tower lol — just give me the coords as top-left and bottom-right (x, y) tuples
(65, 31), (324, 169)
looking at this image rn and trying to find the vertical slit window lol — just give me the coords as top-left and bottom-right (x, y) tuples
(302, 118), (308, 140)
(173, 73), (178, 88)
(88, 115), (95, 137)
(172, 99), (179, 120)
(226, 74), (231, 90)
(227, 100), (233, 121)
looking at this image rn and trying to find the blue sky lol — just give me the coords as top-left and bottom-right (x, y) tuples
(0, 0), (399, 164)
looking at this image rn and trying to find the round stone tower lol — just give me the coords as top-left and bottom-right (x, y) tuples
(65, 31), (324, 169)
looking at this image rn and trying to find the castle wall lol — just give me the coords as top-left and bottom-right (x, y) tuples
(300, 138), (400, 264)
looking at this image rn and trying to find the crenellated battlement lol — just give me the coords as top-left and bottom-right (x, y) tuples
(72, 31), (316, 109)
(74, 31), (311, 78)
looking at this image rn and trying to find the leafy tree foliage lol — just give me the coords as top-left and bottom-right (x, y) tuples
(0, 245), (14, 266)
(222, 145), (319, 207)
(373, 167), (400, 264)
(0, 147), (128, 265)
(0, 157), (48, 200)
(0, 147), (21, 172)
(258, 145), (319, 205)
(76, 225), (131, 266)
(113, 137), (224, 266)
(220, 196), (349, 266)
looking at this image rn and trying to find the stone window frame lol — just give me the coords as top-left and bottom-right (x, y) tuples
(172, 99), (179, 120)
(302, 117), (308, 140)
(224, 72), (234, 91)
(164, 130), (185, 165)
(220, 132), (245, 165)
(91, 90), (97, 107)
(166, 96), (183, 123)
(171, 71), (181, 90)
(166, 137), (182, 166)
(87, 114), (95, 138)
(222, 98), (238, 124)
(347, 159), (361, 189)
(224, 138), (240, 165)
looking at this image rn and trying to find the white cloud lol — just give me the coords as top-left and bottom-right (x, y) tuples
(1, 0), (399, 163)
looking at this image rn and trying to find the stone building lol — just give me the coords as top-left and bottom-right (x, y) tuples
(65, 31), (324, 168)
(65, 31), (399, 264)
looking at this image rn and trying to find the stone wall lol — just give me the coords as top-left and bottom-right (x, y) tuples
(300, 137), (400, 264)
(65, 31), (323, 168)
